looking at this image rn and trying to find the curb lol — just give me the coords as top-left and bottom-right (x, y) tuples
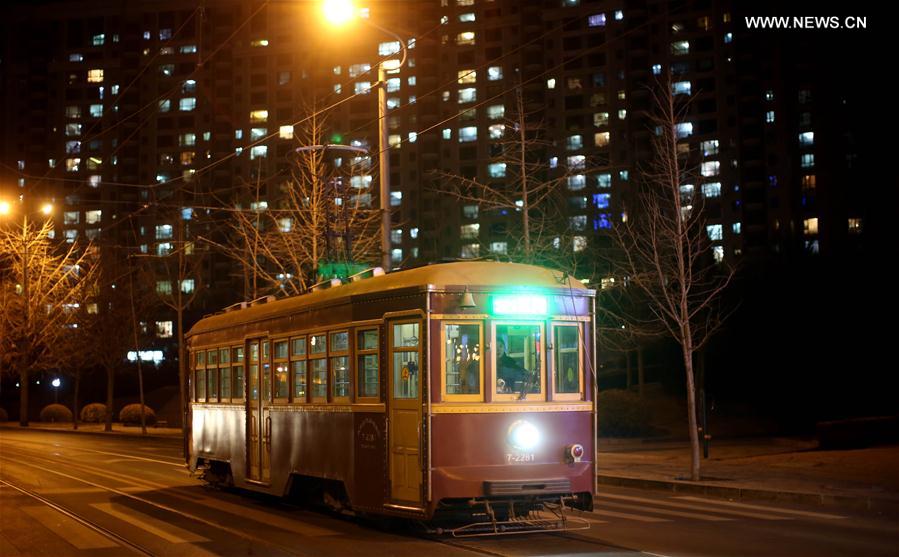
(597, 474), (899, 515)
(0, 424), (183, 442)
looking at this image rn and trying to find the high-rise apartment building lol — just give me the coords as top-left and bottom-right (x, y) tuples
(1, 0), (873, 368)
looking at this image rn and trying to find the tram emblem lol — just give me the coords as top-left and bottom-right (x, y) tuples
(356, 417), (381, 450)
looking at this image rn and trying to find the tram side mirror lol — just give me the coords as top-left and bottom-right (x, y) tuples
(564, 444), (585, 463)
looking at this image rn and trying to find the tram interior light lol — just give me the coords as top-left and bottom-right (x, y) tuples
(508, 420), (541, 451)
(491, 294), (547, 316)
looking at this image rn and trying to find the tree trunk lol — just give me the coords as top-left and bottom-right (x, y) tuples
(625, 350), (632, 391)
(105, 366), (114, 432)
(637, 345), (645, 398)
(18, 368), (29, 427)
(682, 329), (701, 481)
(72, 372), (80, 430)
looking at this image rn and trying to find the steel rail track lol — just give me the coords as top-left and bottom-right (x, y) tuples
(0, 477), (157, 556)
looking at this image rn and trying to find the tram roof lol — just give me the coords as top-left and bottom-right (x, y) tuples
(187, 261), (591, 338)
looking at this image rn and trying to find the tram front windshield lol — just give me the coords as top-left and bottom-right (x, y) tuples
(495, 323), (541, 397)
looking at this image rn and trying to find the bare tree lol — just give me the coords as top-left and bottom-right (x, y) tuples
(612, 80), (735, 480)
(432, 87), (593, 271)
(0, 218), (96, 426)
(211, 112), (379, 298)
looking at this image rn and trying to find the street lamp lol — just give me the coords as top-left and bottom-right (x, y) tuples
(51, 377), (61, 403)
(321, 0), (408, 270)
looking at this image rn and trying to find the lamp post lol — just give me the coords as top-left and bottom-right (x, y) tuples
(322, 0), (407, 271)
(51, 377), (61, 404)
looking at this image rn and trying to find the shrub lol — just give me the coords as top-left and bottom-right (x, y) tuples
(0, 407), (8, 422)
(598, 389), (654, 437)
(40, 403), (73, 423)
(119, 403), (156, 426)
(80, 403), (107, 423)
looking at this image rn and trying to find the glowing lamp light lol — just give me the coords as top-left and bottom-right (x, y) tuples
(322, 0), (355, 25)
(0, 201), (10, 215)
(41, 203), (54, 216)
(508, 420), (541, 451)
(51, 378), (61, 388)
(491, 294), (548, 316)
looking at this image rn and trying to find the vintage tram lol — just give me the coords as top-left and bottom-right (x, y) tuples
(186, 261), (596, 534)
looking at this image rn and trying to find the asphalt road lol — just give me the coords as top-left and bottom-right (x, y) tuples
(0, 428), (896, 556)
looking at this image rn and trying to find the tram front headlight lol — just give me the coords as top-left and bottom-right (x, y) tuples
(507, 420), (541, 452)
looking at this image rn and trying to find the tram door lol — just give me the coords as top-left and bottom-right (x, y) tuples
(247, 339), (273, 483)
(387, 319), (423, 504)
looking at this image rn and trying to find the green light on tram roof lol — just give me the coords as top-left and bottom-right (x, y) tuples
(491, 294), (548, 316)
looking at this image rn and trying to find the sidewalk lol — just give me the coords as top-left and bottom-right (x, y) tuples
(0, 421), (183, 439)
(597, 437), (899, 514)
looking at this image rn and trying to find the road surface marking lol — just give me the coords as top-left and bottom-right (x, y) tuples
(674, 496), (847, 520)
(591, 508), (670, 522)
(22, 505), (119, 550)
(598, 500), (733, 522)
(193, 496), (342, 537)
(597, 492), (793, 520)
(92, 502), (210, 544)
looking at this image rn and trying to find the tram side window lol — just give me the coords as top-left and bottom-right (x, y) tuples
(330, 331), (350, 400)
(207, 349), (219, 402)
(194, 350), (206, 402)
(232, 346), (245, 400)
(291, 336), (307, 402)
(273, 340), (289, 400)
(262, 341), (272, 403)
(393, 322), (420, 399)
(310, 334), (327, 400)
(357, 329), (379, 399)
(444, 323), (482, 398)
(554, 326), (581, 394)
(220, 348), (231, 400)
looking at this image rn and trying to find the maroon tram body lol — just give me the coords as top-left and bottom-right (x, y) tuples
(186, 262), (596, 528)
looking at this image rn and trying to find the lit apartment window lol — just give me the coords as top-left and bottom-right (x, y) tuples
(180, 279), (195, 294)
(457, 69), (476, 84)
(732, 222), (742, 234)
(615, 10), (624, 20)
(87, 69), (104, 83)
(458, 127), (477, 142)
(391, 229), (403, 244)
(799, 132), (815, 146)
(64, 211), (79, 225)
(379, 40), (401, 56)
(386, 78), (401, 92)
(596, 173), (612, 188)
(487, 66), (503, 81)
(279, 125), (294, 139)
(567, 175), (586, 190)
(573, 236), (587, 253)
(179, 98), (196, 111)
(391, 248), (403, 263)
(766, 111), (775, 124)
(390, 192), (403, 207)
(65, 141), (81, 154)
(459, 12), (476, 22)
(85, 210), (101, 224)
(672, 81), (691, 95)
(594, 132), (610, 147)
(388, 134), (401, 148)
(568, 155), (586, 170)
(355, 82), (372, 94)
(567, 135), (583, 150)
(179, 133), (196, 146)
(701, 161), (720, 177)
(487, 105), (504, 120)
(160, 64), (174, 77)
(803, 217), (819, 235)
(250, 39), (269, 47)
(250, 128), (267, 140)
(156, 281), (172, 295)
(490, 242), (508, 255)
(180, 45), (197, 54)
(348, 63), (371, 78)
(618, 109), (627, 120)
(158, 100), (171, 112)
(156, 321), (174, 338)
(701, 140), (719, 157)
(88, 175), (101, 188)
(180, 152), (195, 165)
(671, 41), (689, 55)
(459, 224), (481, 240)
(488, 124), (504, 139)
(458, 88), (477, 103)
(594, 112), (609, 127)
(802, 175), (816, 190)
(588, 13), (606, 27)
(675, 123), (693, 139)
(706, 224), (723, 241)
(801, 154), (815, 168)
(569, 215), (587, 231)
(456, 32), (476, 45)
(250, 110), (269, 122)
(546, 78), (556, 89)
(593, 193), (611, 209)
(156, 224), (173, 240)
(488, 162), (506, 178)
(65, 158), (81, 172)
(70, 53), (83, 62)
(702, 183), (722, 198)
(463, 205), (479, 219)
(92, 33), (105, 46)
(461, 244), (479, 258)
(66, 106), (81, 118)
(250, 146), (268, 159)
(848, 218), (863, 234)
(652, 64), (662, 75)
(89, 104), (103, 118)
(156, 242), (172, 256)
